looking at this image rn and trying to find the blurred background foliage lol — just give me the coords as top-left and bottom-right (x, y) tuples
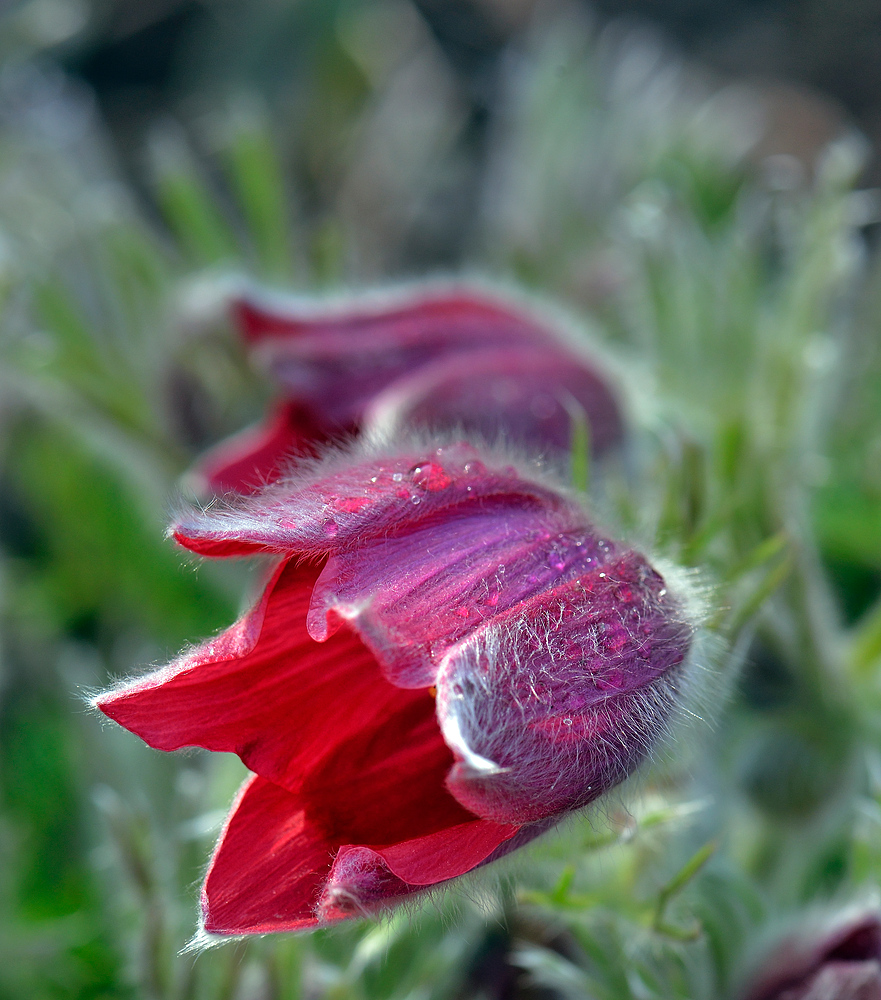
(2, 0), (881, 997)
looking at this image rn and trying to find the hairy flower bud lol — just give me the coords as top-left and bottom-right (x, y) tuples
(97, 442), (696, 935)
(195, 283), (623, 494)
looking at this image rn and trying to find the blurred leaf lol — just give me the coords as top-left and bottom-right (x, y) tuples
(652, 841), (717, 941)
(222, 117), (295, 279)
(7, 421), (234, 644)
(153, 134), (241, 266)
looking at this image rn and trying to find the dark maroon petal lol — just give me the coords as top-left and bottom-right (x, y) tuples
(825, 917), (881, 964)
(205, 284), (626, 497)
(366, 345), (623, 457)
(742, 913), (881, 1000)
(239, 288), (552, 427)
(201, 774), (337, 934)
(192, 401), (327, 496)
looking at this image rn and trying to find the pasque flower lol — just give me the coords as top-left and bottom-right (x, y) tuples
(739, 910), (881, 1000)
(97, 442), (694, 935)
(196, 284), (624, 494)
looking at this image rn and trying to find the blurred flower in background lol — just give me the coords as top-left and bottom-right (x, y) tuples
(738, 909), (881, 1000)
(192, 281), (623, 494)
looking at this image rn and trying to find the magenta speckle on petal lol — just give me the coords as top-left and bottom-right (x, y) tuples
(606, 625), (629, 651)
(334, 496), (371, 513)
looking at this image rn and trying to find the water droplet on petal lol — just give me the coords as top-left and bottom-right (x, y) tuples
(410, 461), (452, 491)
(323, 519), (338, 538)
(392, 472), (403, 482)
(410, 496), (421, 505)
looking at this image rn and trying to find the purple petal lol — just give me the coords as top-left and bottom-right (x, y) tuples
(234, 287), (566, 427)
(172, 443), (576, 558)
(367, 345), (623, 457)
(436, 552), (692, 823)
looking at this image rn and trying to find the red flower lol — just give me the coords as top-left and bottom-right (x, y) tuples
(97, 442), (694, 935)
(740, 910), (881, 1000)
(196, 283), (624, 495)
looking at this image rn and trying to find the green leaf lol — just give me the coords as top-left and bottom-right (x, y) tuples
(652, 841), (717, 940)
(152, 133), (240, 265)
(223, 119), (295, 278)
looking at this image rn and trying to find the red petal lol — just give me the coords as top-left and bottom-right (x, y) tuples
(204, 776), (532, 932)
(192, 401), (326, 497)
(205, 776), (520, 932)
(202, 774), (337, 934)
(169, 530), (269, 558)
(317, 819), (520, 921)
(232, 288), (548, 347)
(97, 561), (441, 797)
(295, 682), (476, 847)
(98, 560), (477, 845)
